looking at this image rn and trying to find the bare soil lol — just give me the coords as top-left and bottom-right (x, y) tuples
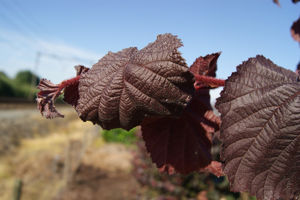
(56, 143), (140, 200)
(0, 103), (140, 200)
(58, 164), (139, 200)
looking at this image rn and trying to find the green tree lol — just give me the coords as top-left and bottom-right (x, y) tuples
(0, 71), (14, 97)
(14, 70), (40, 86)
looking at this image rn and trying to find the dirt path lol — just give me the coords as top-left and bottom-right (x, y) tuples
(58, 144), (139, 200)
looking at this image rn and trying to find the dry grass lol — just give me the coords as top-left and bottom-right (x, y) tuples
(0, 118), (98, 200)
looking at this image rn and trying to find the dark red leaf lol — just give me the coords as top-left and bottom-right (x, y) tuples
(76, 34), (194, 130)
(292, 0), (300, 3)
(216, 55), (300, 200)
(291, 17), (300, 43)
(141, 93), (221, 174)
(140, 52), (222, 175)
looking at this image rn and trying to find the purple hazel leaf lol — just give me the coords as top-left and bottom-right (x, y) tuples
(141, 95), (221, 175)
(140, 53), (222, 175)
(76, 33), (195, 130)
(216, 55), (300, 200)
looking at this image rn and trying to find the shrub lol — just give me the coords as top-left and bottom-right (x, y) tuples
(101, 128), (136, 145)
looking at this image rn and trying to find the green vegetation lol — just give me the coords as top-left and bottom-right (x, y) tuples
(101, 128), (136, 145)
(15, 71), (40, 86)
(0, 70), (39, 100)
(0, 72), (15, 97)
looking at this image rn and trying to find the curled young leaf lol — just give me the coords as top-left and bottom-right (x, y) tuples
(37, 65), (89, 118)
(216, 55), (300, 200)
(190, 53), (224, 89)
(76, 34), (194, 130)
(190, 52), (220, 77)
(37, 79), (65, 118)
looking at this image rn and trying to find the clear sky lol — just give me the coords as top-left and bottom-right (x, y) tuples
(0, 0), (299, 99)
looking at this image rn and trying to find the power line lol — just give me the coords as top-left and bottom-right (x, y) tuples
(0, 11), (36, 56)
(11, 0), (45, 32)
(0, 0), (44, 59)
(0, 0), (41, 39)
(0, 0), (96, 66)
(0, 1), (96, 78)
(0, 3), (38, 53)
(29, 51), (94, 88)
(0, 11), (31, 38)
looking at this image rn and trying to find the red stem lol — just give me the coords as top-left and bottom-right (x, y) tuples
(194, 74), (225, 88)
(54, 75), (81, 99)
(59, 75), (81, 90)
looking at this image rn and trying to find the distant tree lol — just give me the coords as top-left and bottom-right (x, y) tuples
(0, 71), (8, 78)
(0, 71), (14, 97)
(14, 70), (40, 86)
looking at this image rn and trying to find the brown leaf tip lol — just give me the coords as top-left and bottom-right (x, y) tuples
(74, 65), (89, 76)
(273, 0), (280, 6)
(190, 52), (221, 77)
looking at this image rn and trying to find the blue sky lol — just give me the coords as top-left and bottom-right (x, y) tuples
(0, 0), (299, 99)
